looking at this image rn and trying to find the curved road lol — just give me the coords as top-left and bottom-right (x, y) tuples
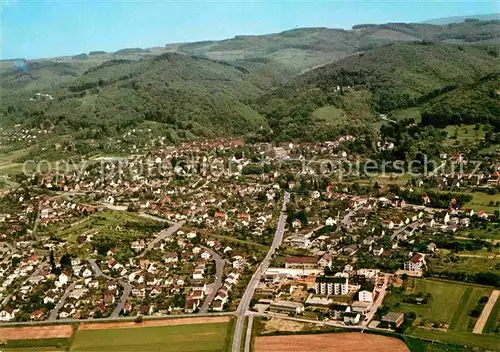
(49, 282), (77, 320)
(199, 246), (225, 313)
(138, 221), (184, 258)
(89, 259), (132, 318)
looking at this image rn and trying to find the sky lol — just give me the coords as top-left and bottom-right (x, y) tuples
(1, 0), (498, 60)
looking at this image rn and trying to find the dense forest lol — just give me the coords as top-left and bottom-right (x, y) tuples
(421, 72), (500, 130)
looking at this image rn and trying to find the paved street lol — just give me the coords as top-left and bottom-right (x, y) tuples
(244, 315), (254, 352)
(341, 205), (362, 228)
(199, 246), (225, 313)
(49, 282), (77, 320)
(138, 221), (184, 258)
(232, 192), (289, 352)
(0, 241), (19, 265)
(390, 221), (420, 241)
(362, 273), (389, 326)
(2, 260), (48, 307)
(89, 259), (132, 318)
(0, 311), (235, 326)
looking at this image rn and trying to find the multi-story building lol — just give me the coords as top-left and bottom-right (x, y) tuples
(315, 275), (349, 296)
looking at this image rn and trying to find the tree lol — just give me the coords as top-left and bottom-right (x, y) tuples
(60, 253), (72, 268)
(50, 250), (57, 274)
(127, 202), (138, 212)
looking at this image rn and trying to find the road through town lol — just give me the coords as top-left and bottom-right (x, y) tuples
(88, 259), (132, 318)
(362, 274), (389, 326)
(199, 246), (225, 313)
(232, 192), (289, 352)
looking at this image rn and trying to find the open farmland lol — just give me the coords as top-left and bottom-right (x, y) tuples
(0, 325), (73, 340)
(384, 278), (499, 349)
(70, 321), (231, 352)
(254, 332), (409, 352)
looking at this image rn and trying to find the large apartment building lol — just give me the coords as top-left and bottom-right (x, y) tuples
(315, 275), (349, 295)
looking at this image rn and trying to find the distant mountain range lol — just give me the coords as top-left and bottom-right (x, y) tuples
(423, 13), (499, 25)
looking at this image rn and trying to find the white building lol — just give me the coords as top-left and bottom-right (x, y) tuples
(358, 290), (373, 303)
(315, 276), (349, 296)
(404, 253), (424, 272)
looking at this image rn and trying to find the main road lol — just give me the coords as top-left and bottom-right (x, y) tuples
(232, 191), (290, 352)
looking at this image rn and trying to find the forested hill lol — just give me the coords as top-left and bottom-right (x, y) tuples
(303, 42), (499, 112)
(1, 42), (499, 150)
(255, 42), (499, 141)
(178, 20), (500, 68)
(1, 53), (289, 139)
(421, 72), (500, 129)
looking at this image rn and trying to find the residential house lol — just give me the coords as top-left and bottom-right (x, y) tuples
(373, 246), (384, 256)
(404, 254), (424, 272)
(0, 307), (15, 321)
(291, 219), (302, 229)
(185, 297), (198, 313)
(343, 312), (361, 324)
(317, 253), (333, 269)
(212, 299), (224, 312)
(131, 240), (146, 252)
(325, 217), (336, 227)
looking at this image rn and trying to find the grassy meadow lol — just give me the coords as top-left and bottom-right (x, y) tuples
(384, 278), (498, 350)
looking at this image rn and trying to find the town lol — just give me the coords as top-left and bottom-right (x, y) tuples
(0, 133), (498, 351)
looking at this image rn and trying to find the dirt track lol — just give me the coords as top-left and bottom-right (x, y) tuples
(78, 316), (231, 330)
(254, 332), (409, 352)
(473, 290), (499, 334)
(0, 325), (73, 340)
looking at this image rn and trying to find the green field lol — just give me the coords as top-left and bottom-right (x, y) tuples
(442, 124), (487, 147)
(312, 105), (345, 123)
(385, 278), (498, 349)
(405, 328), (499, 351)
(0, 147), (32, 176)
(464, 191), (500, 213)
(467, 225), (500, 242)
(386, 279), (491, 324)
(427, 252), (499, 275)
(70, 322), (230, 352)
(388, 107), (421, 123)
(1, 338), (70, 351)
(46, 209), (155, 241)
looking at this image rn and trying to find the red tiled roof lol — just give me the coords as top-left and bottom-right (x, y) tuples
(285, 256), (316, 264)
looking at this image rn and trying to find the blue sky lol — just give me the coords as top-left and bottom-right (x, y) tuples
(1, 0), (498, 59)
